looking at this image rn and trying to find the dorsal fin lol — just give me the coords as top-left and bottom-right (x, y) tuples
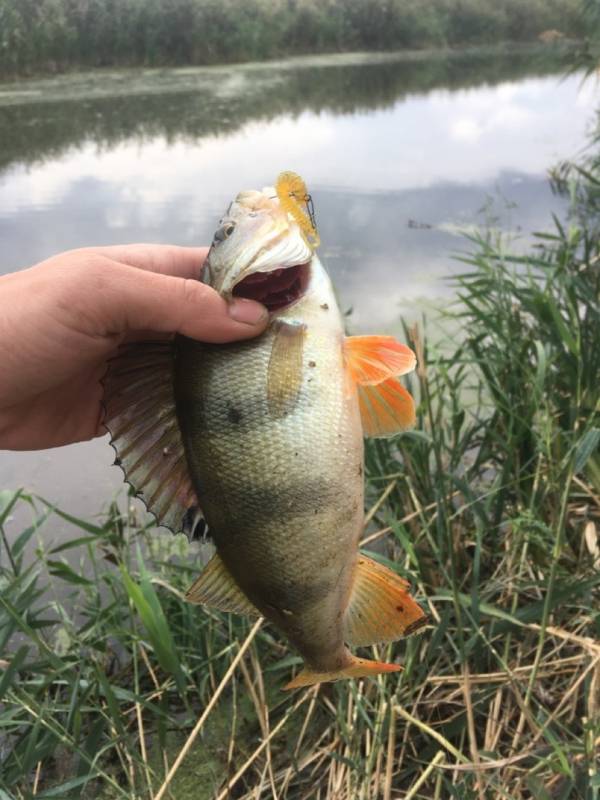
(102, 341), (202, 536)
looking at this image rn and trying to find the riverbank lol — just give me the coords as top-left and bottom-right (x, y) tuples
(0, 40), (577, 96)
(0, 0), (583, 79)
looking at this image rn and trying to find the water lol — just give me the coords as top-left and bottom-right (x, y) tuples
(0, 45), (597, 539)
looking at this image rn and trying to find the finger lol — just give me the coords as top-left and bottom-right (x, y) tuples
(97, 261), (268, 342)
(78, 244), (209, 279)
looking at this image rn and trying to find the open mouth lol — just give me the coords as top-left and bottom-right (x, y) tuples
(232, 262), (310, 312)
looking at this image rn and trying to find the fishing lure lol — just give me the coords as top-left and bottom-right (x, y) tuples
(276, 171), (320, 248)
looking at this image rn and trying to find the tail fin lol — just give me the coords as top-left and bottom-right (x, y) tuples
(283, 656), (401, 690)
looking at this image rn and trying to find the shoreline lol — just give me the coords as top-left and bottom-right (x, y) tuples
(0, 39), (578, 95)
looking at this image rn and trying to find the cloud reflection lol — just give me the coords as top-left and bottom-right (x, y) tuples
(1, 74), (595, 218)
(0, 71), (595, 284)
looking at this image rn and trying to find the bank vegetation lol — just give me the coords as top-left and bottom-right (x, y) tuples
(0, 0), (584, 78)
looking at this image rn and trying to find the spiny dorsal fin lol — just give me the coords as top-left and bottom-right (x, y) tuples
(343, 554), (427, 647)
(185, 551), (260, 616)
(102, 341), (202, 536)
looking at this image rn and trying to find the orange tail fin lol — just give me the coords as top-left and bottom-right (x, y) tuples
(283, 656), (401, 690)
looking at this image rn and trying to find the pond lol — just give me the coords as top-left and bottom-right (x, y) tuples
(0, 44), (597, 538)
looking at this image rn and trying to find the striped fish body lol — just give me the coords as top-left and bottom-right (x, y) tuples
(175, 258), (364, 671)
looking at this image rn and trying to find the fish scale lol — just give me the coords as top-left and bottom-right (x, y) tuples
(174, 263), (364, 669)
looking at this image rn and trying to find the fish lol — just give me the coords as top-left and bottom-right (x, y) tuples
(103, 172), (427, 689)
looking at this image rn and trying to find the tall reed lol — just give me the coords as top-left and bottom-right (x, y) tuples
(0, 0), (584, 78)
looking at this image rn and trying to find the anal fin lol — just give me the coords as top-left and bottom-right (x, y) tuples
(185, 552), (260, 617)
(344, 555), (427, 647)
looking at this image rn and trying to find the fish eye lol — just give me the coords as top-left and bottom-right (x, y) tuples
(213, 222), (236, 244)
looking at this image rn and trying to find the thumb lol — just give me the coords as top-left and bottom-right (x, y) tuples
(97, 260), (269, 342)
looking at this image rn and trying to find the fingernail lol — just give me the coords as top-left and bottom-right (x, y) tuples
(228, 298), (268, 325)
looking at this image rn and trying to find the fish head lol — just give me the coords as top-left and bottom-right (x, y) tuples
(203, 187), (314, 313)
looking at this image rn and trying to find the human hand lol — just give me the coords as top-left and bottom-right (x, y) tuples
(0, 245), (268, 450)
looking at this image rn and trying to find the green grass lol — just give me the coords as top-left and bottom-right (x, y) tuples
(1, 132), (600, 800)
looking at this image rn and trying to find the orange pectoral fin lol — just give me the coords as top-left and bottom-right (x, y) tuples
(344, 335), (417, 438)
(344, 335), (416, 385)
(343, 555), (427, 647)
(357, 377), (416, 438)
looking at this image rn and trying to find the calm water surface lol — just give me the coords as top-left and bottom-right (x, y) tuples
(0, 46), (597, 539)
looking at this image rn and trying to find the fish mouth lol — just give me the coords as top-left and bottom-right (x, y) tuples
(232, 262), (310, 312)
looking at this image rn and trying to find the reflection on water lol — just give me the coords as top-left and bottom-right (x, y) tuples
(0, 45), (597, 532)
(0, 45), (576, 169)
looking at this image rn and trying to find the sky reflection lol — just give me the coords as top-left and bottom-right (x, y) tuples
(1, 73), (595, 218)
(1, 72), (594, 329)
